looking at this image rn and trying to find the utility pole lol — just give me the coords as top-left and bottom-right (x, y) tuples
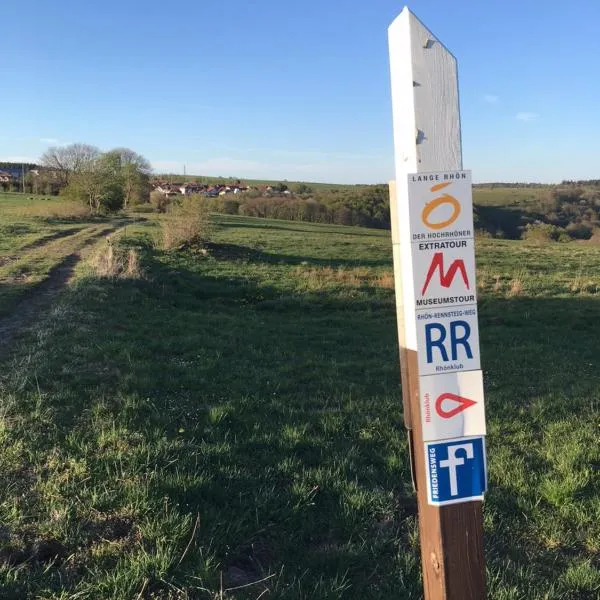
(388, 8), (488, 599)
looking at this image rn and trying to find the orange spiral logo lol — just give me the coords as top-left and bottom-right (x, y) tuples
(421, 182), (461, 230)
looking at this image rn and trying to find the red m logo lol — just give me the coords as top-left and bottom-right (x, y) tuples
(421, 252), (470, 295)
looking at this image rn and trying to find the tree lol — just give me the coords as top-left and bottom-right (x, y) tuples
(107, 147), (152, 207)
(63, 152), (124, 214)
(40, 143), (100, 187)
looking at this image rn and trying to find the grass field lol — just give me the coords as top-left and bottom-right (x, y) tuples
(0, 195), (599, 599)
(473, 186), (547, 208)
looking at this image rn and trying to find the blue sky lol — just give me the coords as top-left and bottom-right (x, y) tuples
(1, 0), (599, 184)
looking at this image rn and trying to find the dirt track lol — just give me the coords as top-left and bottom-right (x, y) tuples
(0, 222), (129, 359)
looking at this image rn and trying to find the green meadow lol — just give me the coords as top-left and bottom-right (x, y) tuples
(0, 194), (598, 599)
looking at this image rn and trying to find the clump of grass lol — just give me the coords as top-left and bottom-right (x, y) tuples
(476, 269), (488, 291)
(160, 197), (211, 250)
(507, 276), (523, 297)
(493, 274), (502, 293)
(376, 271), (395, 289)
(91, 240), (142, 279)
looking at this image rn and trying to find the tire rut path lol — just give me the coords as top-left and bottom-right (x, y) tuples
(0, 223), (126, 360)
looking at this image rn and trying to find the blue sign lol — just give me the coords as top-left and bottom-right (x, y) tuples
(425, 436), (487, 506)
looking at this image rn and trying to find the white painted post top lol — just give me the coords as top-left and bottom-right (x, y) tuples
(388, 7), (462, 179)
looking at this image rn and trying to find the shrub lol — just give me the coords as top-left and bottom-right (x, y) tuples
(565, 222), (593, 240)
(523, 223), (562, 243)
(161, 197), (211, 250)
(99, 183), (125, 213)
(222, 199), (240, 215)
(150, 190), (170, 213)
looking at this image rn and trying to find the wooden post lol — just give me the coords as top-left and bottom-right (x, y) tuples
(388, 8), (487, 599)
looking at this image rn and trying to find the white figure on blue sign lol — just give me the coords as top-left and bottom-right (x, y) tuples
(425, 436), (487, 506)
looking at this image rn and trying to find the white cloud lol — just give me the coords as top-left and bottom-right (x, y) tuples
(516, 112), (538, 122)
(40, 138), (59, 145)
(484, 94), (499, 104)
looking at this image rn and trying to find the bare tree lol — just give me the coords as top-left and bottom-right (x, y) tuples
(39, 143), (100, 186)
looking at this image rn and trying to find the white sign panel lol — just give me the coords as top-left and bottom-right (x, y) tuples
(416, 306), (480, 376)
(420, 370), (486, 441)
(408, 171), (473, 242)
(412, 238), (477, 309)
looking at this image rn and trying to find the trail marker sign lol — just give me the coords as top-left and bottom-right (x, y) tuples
(408, 172), (474, 241)
(414, 240), (477, 309)
(420, 370), (486, 441)
(388, 6), (487, 598)
(416, 306), (480, 375)
(425, 436), (487, 506)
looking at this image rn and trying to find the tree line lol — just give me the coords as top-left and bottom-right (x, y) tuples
(41, 144), (152, 212)
(162, 185), (392, 229)
(2, 144), (152, 213)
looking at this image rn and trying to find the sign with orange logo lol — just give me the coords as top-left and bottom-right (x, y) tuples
(407, 171), (473, 241)
(420, 370), (486, 441)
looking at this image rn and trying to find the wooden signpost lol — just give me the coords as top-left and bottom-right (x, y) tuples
(388, 8), (487, 599)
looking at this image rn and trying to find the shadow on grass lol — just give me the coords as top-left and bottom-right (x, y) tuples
(474, 204), (540, 239)
(0, 247), (416, 598)
(216, 218), (390, 238)
(204, 241), (393, 268)
(1, 244), (600, 598)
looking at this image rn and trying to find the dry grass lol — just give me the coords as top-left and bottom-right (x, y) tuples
(160, 198), (211, 250)
(376, 271), (395, 289)
(569, 275), (599, 294)
(17, 200), (90, 221)
(507, 277), (523, 297)
(493, 275), (502, 293)
(91, 242), (142, 279)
